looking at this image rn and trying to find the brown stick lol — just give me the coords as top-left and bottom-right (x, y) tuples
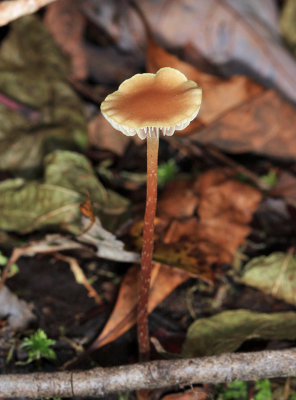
(1, 349), (296, 398)
(138, 133), (159, 361)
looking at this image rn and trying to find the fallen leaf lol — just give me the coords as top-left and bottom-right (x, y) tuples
(241, 252), (296, 306)
(182, 309), (296, 357)
(157, 169), (261, 270)
(157, 180), (197, 219)
(193, 89), (296, 159)
(44, 0), (87, 80)
(0, 150), (129, 234)
(89, 263), (189, 351)
(132, 0), (296, 103)
(161, 388), (207, 400)
(88, 114), (130, 156)
(0, 16), (87, 174)
(79, 193), (95, 223)
(145, 29), (262, 128)
(0, 285), (35, 330)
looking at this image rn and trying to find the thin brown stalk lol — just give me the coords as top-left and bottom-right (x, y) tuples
(137, 132), (159, 362)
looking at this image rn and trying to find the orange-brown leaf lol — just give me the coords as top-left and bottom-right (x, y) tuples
(89, 263), (189, 351)
(79, 193), (95, 222)
(45, 0), (87, 80)
(146, 35), (262, 129)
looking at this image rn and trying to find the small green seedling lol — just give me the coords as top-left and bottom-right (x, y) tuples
(20, 329), (56, 364)
(254, 379), (272, 400)
(219, 381), (248, 399)
(260, 170), (277, 189)
(157, 159), (179, 187)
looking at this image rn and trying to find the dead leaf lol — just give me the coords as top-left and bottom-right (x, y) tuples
(0, 16), (88, 173)
(89, 263), (189, 351)
(193, 90), (296, 159)
(241, 252), (296, 306)
(88, 114), (130, 156)
(157, 180), (197, 219)
(161, 388), (207, 400)
(156, 169), (261, 269)
(146, 32), (263, 128)
(141, 13), (296, 159)
(182, 309), (296, 357)
(0, 285), (35, 330)
(131, 0), (296, 103)
(0, 150), (129, 234)
(79, 192), (95, 223)
(44, 0), (87, 80)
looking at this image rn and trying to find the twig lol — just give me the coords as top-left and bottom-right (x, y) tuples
(0, 0), (57, 26)
(1, 349), (296, 398)
(54, 253), (103, 305)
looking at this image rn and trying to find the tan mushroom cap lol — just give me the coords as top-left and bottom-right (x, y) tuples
(100, 67), (202, 140)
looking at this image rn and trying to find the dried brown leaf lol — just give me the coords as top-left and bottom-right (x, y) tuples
(88, 114), (130, 156)
(157, 180), (197, 219)
(89, 263), (189, 351)
(146, 35), (263, 128)
(158, 169), (262, 267)
(194, 90), (296, 159)
(44, 0), (87, 80)
(161, 388), (207, 400)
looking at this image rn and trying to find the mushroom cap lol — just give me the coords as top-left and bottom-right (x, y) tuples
(100, 67), (202, 140)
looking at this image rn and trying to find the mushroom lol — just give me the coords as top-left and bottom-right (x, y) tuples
(101, 67), (202, 361)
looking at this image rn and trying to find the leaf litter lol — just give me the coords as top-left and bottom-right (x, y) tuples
(1, 2), (296, 398)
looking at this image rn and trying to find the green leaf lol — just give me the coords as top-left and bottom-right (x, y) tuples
(0, 16), (88, 175)
(241, 252), (296, 306)
(224, 381), (248, 399)
(260, 170), (277, 188)
(182, 310), (296, 357)
(254, 379), (272, 400)
(20, 329), (56, 364)
(157, 159), (178, 187)
(0, 150), (129, 234)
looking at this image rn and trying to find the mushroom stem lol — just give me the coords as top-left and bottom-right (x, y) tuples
(137, 130), (159, 362)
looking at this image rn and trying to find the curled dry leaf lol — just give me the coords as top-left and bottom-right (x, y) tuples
(44, 0), (87, 80)
(156, 168), (262, 271)
(145, 28), (263, 129)
(89, 264), (189, 351)
(194, 90), (296, 159)
(132, 0), (296, 102)
(143, 15), (296, 159)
